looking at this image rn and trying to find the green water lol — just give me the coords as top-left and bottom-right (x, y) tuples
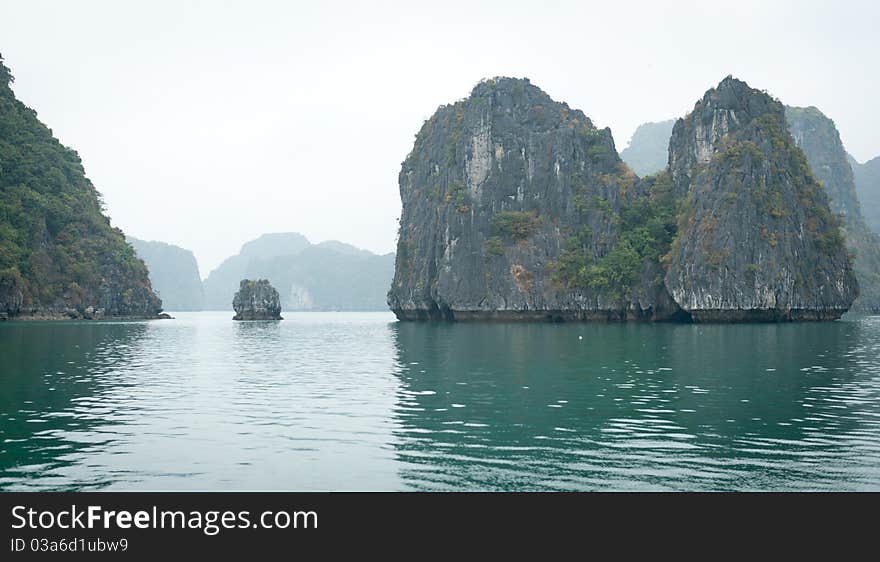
(1, 312), (879, 491)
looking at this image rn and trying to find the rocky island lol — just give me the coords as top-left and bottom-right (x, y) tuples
(232, 279), (283, 320)
(0, 54), (163, 320)
(388, 76), (857, 322)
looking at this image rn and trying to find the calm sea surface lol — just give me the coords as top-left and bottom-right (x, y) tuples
(1, 312), (879, 491)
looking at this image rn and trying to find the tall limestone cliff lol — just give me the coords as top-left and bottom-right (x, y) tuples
(0, 54), (162, 319)
(786, 107), (880, 313)
(390, 76), (857, 322)
(666, 78), (856, 320)
(127, 236), (205, 311)
(389, 77), (677, 321)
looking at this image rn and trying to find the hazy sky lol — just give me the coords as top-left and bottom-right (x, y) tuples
(2, 0), (878, 277)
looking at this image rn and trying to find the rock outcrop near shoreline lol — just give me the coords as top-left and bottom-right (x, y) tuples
(389, 76), (858, 322)
(232, 279), (283, 320)
(0, 54), (163, 320)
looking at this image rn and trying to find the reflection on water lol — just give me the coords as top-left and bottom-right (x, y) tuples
(390, 320), (880, 490)
(1, 313), (402, 490)
(1, 313), (879, 490)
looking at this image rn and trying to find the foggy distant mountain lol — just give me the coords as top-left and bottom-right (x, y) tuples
(203, 233), (394, 311)
(202, 233), (310, 308)
(619, 120), (675, 176)
(851, 155), (880, 235)
(237, 232), (312, 260)
(313, 240), (373, 257)
(127, 236), (205, 311)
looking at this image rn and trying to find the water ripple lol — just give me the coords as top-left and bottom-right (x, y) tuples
(1, 313), (880, 490)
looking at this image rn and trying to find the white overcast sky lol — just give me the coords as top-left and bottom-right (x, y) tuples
(2, 0), (878, 277)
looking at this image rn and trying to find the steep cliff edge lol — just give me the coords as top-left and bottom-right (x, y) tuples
(390, 76), (857, 322)
(0, 54), (162, 319)
(388, 77), (678, 321)
(786, 107), (880, 313)
(666, 78), (856, 321)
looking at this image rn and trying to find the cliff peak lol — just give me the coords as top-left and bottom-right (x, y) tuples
(683, 76), (782, 136)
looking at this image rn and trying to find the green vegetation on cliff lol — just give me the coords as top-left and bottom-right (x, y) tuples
(551, 171), (677, 300)
(491, 211), (541, 241)
(0, 54), (160, 318)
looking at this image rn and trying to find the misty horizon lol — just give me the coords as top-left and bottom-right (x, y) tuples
(2, 0), (878, 276)
(130, 230), (392, 281)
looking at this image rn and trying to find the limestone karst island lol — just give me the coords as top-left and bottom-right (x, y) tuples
(389, 76), (864, 323)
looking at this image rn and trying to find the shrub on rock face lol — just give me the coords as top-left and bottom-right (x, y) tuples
(232, 279), (283, 320)
(490, 211), (541, 241)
